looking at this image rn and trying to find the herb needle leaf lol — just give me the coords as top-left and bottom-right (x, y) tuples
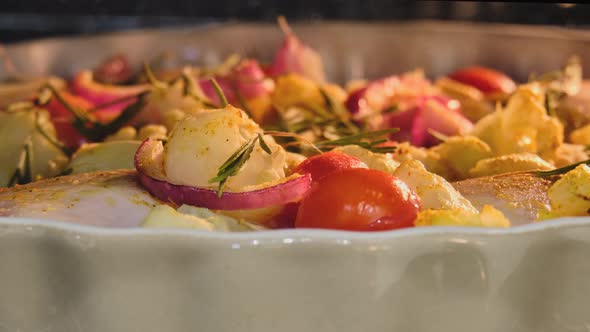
(210, 78), (229, 107)
(258, 133), (272, 154)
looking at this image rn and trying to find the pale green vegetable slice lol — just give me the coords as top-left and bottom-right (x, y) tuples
(68, 140), (141, 174)
(141, 205), (215, 230)
(141, 204), (265, 232)
(0, 109), (68, 187)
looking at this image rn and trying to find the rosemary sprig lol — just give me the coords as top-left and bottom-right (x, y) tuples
(208, 133), (272, 197)
(39, 84), (150, 142)
(319, 87), (359, 134)
(177, 72), (219, 108)
(209, 128), (399, 196)
(8, 140), (33, 187)
(143, 62), (168, 90)
(534, 159), (590, 178)
(34, 111), (73, 156)
(314, 128), (399, 153)
(210, 78), (228, 107)
(257, 133), (272, 154)
(39, 84), (90, 124)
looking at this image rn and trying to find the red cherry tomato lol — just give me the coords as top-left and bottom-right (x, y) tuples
(295, 168), (421, 231)
(293, 151), (368, 183)
(448, 66), (516, 95)
(275, 152), (369, 229)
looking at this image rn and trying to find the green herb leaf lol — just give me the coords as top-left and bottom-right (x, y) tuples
(8, 140), (33, 187)
(209, 137), (257, 197)
(143, 62), (168, 90)
(315, 128), (399, 153)
(319, 87), (359, 134)
(178, 72), (219, 109)
(58, 167), (74, 177)
(96, 91), (151, 139)
(40, 84), (89, 124)
(534, 159), (590, 178)
(258, 133), (272, 154)
(34, 111), (73, 156)
(40, 85), (151, 142)
(209, 78), (228, 107)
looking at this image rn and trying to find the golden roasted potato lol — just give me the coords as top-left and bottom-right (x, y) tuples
(468, 153), (553, 178)
(545, 164), (590, 218)
(415, 205), (510, 228)
(271, 74), (324, 111)
(430, 136), (493, 180)
(435, 77), (494, 122)
(471, 83), (564, 160)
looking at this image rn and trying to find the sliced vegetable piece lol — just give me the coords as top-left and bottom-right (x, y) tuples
(386, 97), (473, 147)
(267, 16), (325, 82)
(448, 66), (516, 95)
(68, 140), (141, 174)
(295, 168), (421, 231)
(135, 139), (311, 210)
(71, 70), (149, 113)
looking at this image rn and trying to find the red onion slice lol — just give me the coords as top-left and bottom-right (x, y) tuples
(385, 96), (473, 147)
(198, 59), (273, 105)
(267, 18), (325, 82)
(71, 70), (149, 113)
(134, 139), (312, 210)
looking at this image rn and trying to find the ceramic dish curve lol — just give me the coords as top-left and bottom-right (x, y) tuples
(3, 21), (590, 332)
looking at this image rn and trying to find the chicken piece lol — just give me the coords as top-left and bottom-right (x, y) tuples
(0, 170), (159, 227)
(468, 153), (553, 178)
(452, 172), (552, 225)
(393, 159), (477, 212)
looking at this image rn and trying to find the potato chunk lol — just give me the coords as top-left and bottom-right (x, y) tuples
(546, 164), (590, 217)
(415, 205), (510, 228)
(430, 136), (493, 180)
(471, 83), (564, 160)
(468, 153), (553, 178)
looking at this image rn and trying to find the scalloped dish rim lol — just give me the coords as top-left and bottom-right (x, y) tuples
(2, 216), (590, 241)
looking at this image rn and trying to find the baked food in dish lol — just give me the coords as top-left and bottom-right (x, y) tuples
(1, 18), (589, 231)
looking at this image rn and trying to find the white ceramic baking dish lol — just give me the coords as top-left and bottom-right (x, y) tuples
(2, 21), (590, 332)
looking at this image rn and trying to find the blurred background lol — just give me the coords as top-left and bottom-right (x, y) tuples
(0, 1), (588, 43)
